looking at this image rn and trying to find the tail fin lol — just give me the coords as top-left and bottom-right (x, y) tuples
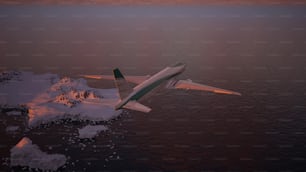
(113, 68), (133, 99)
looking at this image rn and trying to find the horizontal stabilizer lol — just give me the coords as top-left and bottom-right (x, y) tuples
(123, 101), (152, 113)
(174, 79), (241, 96)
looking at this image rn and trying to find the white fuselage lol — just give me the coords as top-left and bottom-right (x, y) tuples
(115, 64), (186, 110)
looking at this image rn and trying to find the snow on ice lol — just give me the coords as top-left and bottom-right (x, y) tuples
(10, 137), (67, 171)
(0, 71), (122, 127)
(78, 125), (108, 139)
(5, 126), (19, 133)
(5, 111), (22, 116)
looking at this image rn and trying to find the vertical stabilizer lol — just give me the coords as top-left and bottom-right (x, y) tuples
(113, 68), (133, 99)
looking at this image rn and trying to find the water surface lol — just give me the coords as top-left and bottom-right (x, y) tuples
(1, 5), (306, 171)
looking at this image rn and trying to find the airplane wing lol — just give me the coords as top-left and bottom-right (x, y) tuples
(172, 79), (241, 96)
(123, 100), (152, 113)
(80, 75), (150, 84)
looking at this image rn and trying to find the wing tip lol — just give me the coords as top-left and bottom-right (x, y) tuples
(232, 92), (242, 96)
(79, 74), (102, 79)
(213, 89), (241, 96)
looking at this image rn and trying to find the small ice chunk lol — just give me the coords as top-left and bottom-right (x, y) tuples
(6, 111), (22, 116)
(10, 137), (66, 171)
(78, 125), (108, 139)
(6, 126), (19, 132)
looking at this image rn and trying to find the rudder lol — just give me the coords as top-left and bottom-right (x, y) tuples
(113, 68), (125, 79)
(113, 68), (133, 99)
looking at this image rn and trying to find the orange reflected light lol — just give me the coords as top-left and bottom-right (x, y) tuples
(15, 137), (30, 148)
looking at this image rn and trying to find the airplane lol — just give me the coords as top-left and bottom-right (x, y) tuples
(81, 62), (241, 113)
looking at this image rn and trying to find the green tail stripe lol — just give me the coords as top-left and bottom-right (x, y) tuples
(113, 68), (124, 79)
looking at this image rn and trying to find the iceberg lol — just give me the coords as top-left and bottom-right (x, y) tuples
(0, 71), (122, 128)
(10, 137), (67, 171)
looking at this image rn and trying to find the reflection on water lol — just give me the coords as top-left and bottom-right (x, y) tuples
(1, 6), (306, 171)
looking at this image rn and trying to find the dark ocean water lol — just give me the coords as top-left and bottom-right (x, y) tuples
(1, 5), (306, 171)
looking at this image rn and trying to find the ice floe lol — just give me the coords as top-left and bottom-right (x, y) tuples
(10, 137), (67, 171)
(5, 126), (20, 133)
(0, 71), (122, 127)
(5, 111), (22, 116)
(78, 125), (108, 139)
